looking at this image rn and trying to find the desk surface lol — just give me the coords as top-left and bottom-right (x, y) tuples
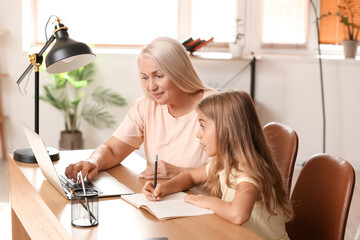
(9, 150), (260, 240)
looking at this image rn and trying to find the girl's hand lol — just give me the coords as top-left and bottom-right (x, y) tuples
(139, 160), (182, 180)
(141, 181), (166, 201)
(184, 194), (214, 209)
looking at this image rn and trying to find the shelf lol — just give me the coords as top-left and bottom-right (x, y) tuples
(0, 74), (7, 79)
(191, 52), (232, 60)
(190, 51), (258, 61)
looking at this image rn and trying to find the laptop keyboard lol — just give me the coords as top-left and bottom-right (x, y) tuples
(59, 175), (103, 194)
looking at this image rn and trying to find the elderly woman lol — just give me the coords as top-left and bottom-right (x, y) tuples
(65, 37), (214, 181)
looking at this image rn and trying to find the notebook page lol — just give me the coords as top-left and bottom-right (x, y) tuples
(122, 192), (213, 220)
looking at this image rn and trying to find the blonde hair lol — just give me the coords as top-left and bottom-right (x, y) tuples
(138, 37), (208, 95)
(198, 90), (293, 221)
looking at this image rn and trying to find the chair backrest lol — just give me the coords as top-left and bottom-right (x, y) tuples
(263, 122), (298, 196)
(286, 153), (355, 240)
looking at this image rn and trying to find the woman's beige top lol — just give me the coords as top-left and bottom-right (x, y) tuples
(113, 90), (214, 167)
(207, 163), (290, 240)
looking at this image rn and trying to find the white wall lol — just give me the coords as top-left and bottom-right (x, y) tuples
(1, 0), (360, 169)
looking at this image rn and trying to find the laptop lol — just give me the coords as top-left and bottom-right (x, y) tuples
(20, 122), (134, 199)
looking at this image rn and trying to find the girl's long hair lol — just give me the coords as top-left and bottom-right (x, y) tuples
(138, 37), (209, 97)
(198, 90), (293, 221)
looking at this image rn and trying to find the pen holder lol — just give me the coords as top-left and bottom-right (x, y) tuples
(71, 191), (99, 227)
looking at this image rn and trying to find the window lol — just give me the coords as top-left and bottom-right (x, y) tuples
(320, 0), (360, 45)
(260, 0), (309, 47)
(28, 0), (240, 49)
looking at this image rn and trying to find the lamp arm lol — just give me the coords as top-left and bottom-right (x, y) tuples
(38, 35), (56, 55)
(16, 35), (56, 85)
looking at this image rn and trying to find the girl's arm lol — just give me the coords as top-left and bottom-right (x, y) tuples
(184, 182), (259, 225)
(142, 164), (207, 200)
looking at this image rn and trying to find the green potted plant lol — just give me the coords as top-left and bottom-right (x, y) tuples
(40, 62), (126, 149)
(229, 18), (245, 58)
(320, 0), (360, 58)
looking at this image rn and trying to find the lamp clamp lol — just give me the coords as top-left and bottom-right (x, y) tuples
(29, 54), (43, 72)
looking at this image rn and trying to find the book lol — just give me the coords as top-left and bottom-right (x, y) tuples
(121, 192), (214, 220)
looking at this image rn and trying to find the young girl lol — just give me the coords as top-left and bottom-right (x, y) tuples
(142, 90), (293, 239)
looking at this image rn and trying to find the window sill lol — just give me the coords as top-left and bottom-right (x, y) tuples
(191, 52), (360, 63)
(92, 47), (360, 62)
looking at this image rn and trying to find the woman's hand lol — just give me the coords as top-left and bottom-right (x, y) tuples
(65, 160), (99, 182)
(142, 181), (167, 201)
(65, 138), (136, 182)
(139, 160), (184, 180)
(184, 194), (215, 209)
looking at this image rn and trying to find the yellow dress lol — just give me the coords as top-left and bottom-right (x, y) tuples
(207, 163), (290, 240)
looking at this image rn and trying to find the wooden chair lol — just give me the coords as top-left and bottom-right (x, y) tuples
(286, 153), (355, 240)
(263, 122), (298, 197)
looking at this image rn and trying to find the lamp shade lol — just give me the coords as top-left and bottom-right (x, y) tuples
(45, 24), (95, 74)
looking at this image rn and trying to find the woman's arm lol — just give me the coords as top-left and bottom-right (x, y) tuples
(142, 164), (207, 200)
(93, 137), (136, 171)
(184, 182), (259, 225)
(65, 136), (136, 181)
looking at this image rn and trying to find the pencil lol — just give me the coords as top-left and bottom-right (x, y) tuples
(79, 171), (93, 225)
(154, 154), (158, 188)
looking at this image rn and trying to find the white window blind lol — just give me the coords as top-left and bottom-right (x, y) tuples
(261, 0), (309, 46)
(35, 0), (178, 46)
(31, 0), (239, 47)
(191, 0), (237, 42)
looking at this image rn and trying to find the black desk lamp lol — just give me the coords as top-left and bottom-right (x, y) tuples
(14, 17), (95, 163)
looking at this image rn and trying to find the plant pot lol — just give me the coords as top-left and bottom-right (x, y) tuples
(341, 40), (359, 58)
(228, 42), (243, 58)
(60, 131), (83, 150)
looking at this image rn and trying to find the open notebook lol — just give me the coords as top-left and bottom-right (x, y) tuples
(20, 122), (134, 199)
(122, 192), (214, 220)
